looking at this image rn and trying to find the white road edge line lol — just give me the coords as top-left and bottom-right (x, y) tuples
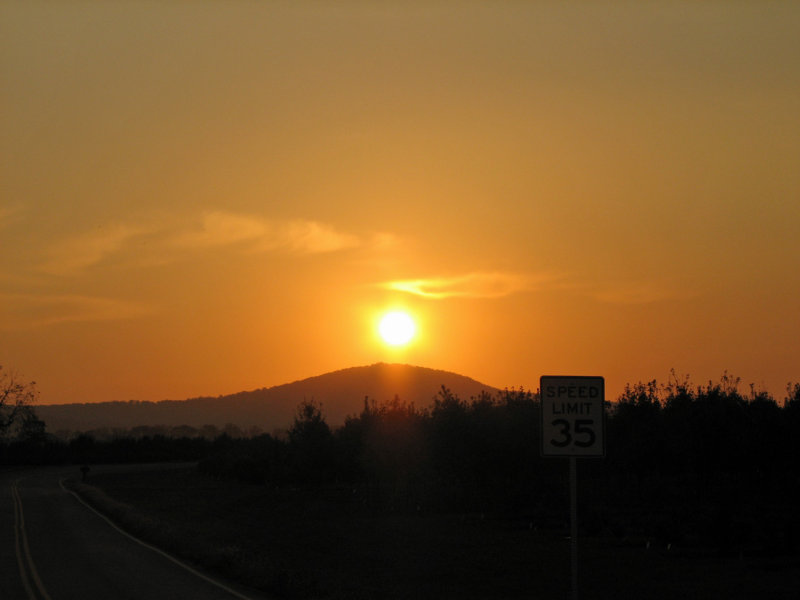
(58, 478), (258, 600)
(12, 480), (53, 600)
(12, 482), (38, 600)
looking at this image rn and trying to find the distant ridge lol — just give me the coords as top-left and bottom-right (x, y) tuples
(36, 363), (499, 434)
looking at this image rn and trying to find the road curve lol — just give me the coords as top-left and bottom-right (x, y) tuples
(0, 466), (267, 600)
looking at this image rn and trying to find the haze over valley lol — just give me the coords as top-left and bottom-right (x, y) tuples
(36, 363), (498, 435)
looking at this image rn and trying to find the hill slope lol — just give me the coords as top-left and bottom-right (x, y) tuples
(37, 363), (499, 434)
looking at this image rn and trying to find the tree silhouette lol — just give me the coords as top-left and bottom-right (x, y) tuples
(0, 365), (40, 439)
(288, 399), (333, 483)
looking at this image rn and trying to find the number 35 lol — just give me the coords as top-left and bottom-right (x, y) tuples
(550, 419), (595, 448)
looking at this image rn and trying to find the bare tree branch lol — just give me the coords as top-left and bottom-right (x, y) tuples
(0, 366), (39, 438)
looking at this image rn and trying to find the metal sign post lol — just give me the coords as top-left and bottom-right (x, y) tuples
(540, 376), (605, 600)
(570, 456), (578, 600)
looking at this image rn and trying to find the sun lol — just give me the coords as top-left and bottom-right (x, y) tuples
(378, 311), (416, 346)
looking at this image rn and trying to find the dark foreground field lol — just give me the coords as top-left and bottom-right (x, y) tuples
(69, 464), (800, 600)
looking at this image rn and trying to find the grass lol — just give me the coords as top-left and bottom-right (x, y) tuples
(68, 464), (800, 599)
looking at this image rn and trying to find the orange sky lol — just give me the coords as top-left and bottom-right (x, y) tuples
(2, 1), (799, 405)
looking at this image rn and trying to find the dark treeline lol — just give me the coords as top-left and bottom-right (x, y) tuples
(0, 430), (210, 465)
(195, 374), (800, 555)
(3, 373), (800, 555)
(0, 421), (266, 464)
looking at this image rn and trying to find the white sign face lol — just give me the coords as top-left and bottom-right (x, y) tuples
(540, 376), (605, 457)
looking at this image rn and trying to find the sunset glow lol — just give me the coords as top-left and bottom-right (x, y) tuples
(1, 1), (798, 404)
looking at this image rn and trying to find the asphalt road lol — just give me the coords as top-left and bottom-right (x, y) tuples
(0, 466), (266, 600)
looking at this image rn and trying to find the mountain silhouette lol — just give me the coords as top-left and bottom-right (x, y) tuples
(37, 363), (499, 434)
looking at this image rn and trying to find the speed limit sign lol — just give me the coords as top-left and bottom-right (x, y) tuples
(540, 376), (605, 457)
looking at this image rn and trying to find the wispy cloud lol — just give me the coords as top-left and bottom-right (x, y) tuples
(37, 211), (382, 278)
(39, 223), (149, 276)
(268, 220), (361, 254)
(385, 272), (558, 299)
(385, 271), (695, 305)
(172, 211), (268, 248)
(368, 232), (402, 250)
(0, 293), (153, 330)
(176, 211), (361, 255)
